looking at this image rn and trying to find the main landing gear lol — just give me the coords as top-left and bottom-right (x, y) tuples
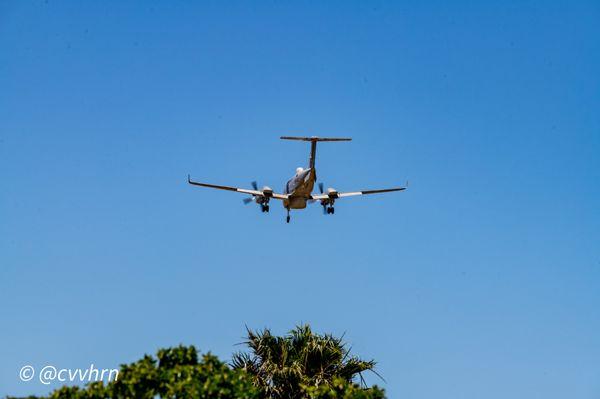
(286, 208), (291, 223)
(260, 204), (270, 213)
(321, 201), (335, 215)
(318, 183), (337, 216)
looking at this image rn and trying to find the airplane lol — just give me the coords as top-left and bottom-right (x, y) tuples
(188, 136), (406, 223)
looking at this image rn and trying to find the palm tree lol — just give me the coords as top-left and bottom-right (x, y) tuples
(231, 324), (379, 399)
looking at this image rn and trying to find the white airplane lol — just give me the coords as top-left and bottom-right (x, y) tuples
(188, 136), (406, 223)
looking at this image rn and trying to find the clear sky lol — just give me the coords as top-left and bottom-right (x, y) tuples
(1, 1), (599, 398)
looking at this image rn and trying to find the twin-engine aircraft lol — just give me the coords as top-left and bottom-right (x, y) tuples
(188, 136), (406, 223)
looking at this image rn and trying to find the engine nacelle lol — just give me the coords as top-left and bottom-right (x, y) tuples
(327, 188), (339, 198)
(262, 186), (273, 197)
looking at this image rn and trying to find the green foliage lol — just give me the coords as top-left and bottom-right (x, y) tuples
(108, 345), (260, 399)
(231, 325), (383, 399)
(302, 377), (385, 399)
(8, 326), (386, 399)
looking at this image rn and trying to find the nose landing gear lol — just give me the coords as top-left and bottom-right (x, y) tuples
(286, 208), (291, 223)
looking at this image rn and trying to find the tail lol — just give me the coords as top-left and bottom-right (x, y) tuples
(280, 136), (352, 169)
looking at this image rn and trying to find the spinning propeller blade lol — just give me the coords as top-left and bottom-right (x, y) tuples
(318, 182), (327, 214)
(243, 181), (260, 204)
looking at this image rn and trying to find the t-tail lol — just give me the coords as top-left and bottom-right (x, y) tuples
(280, 136), (352, 169)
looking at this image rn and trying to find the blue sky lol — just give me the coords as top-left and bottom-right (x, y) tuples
(1, 1), (599, 398)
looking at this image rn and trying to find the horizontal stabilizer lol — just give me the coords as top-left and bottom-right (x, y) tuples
(280, 136), (352, 142)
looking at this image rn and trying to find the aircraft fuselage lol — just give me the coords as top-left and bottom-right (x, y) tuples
(283, 167), (316, 209)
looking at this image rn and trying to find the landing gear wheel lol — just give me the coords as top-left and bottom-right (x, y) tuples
(331, 207), (335, 214)
(286, 215), (290, 223)
(265, 205), (270, 212)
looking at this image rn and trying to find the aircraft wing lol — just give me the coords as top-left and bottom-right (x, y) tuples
(188, 175), (288, 200)
(309, 187), (406, 200)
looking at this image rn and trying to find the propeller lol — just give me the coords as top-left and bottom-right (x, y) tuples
(243, 181), (259, 205)
(318, 182), (327, 214)
(308, 182), (324, 205)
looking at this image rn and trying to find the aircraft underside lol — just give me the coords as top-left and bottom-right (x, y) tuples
(284, 196), (308, 209)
